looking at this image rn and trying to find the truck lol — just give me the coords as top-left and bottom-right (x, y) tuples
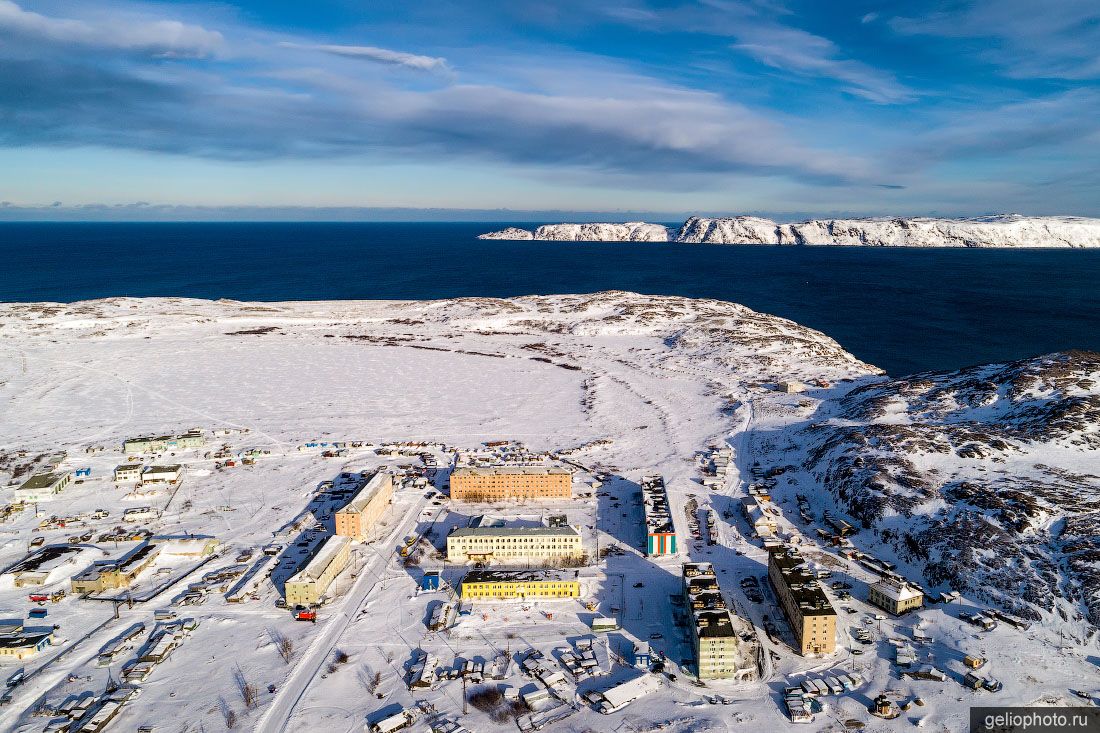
(399, 535), (419, 558)
(293, 607), (317, 622)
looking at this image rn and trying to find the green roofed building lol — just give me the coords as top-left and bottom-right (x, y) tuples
(14, 472), (72, 504)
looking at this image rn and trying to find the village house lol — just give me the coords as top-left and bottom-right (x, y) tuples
(868, 576), (924, 615)
(740, 495), (779, 537)
(113, 464), (143, 483)
(140, 465), (182, 484)
(71, 542), (161, 595)
(3, 545), (84, 587)
(0, 629), (55, 661)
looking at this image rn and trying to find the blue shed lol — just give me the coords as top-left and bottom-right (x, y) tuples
(421, 572), (441, 591)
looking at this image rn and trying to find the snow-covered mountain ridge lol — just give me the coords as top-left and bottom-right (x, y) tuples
(479, 214), (1100, 247)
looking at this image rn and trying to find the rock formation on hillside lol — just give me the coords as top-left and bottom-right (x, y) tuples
(801, 350), (1100, 624)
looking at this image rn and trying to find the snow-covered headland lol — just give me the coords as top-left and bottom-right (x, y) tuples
(480, 214), (1100, 247)
(0, 292), (1097, 733)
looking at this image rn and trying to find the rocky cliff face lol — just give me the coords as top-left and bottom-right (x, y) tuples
(480, 214), (1100, 247)
(801, 350), (1100, 624)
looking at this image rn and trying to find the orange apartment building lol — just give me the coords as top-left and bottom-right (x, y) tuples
(334, 471), (394, 540)
(449, 466), (573, 502)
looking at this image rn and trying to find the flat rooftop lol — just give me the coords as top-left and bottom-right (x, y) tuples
(641, 475), (674, 535)
(339, 472), (391, 514)
(288, 536), (349, 584)
(19, 472), (68, 490)
(682, 563), (738, 637)
(695, 609), (737, 638)
(450, 525), (579, 539)
(0, 630), (52, 649)
(771, 546), (836, 617)
(452, 466), (572, 477)
(462, 569), (578, 584)
(4, 545), (82, 575)
(75, 542), (160, 581)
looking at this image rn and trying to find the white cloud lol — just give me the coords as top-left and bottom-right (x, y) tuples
(0, 0), (223, 57)
(730, 24), (915, 104)
(279, 42), (450, 73)
(891, 0), (1100, 79)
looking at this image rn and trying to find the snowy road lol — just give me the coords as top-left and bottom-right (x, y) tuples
(254, 494), (427, 733)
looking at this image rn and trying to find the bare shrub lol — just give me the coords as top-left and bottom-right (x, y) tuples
(267, 628), (294, 664)
(468, 686), (503, 713)
(233, 669), (257, 709)
(277, 637), (293, 663)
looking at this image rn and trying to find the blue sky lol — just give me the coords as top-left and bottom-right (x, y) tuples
(0, 0), (1098, 219)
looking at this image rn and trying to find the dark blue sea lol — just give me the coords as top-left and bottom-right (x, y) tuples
(2, 222), (1098, 376)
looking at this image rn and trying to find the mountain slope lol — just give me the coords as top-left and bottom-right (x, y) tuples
(799, 350), (1100, 624)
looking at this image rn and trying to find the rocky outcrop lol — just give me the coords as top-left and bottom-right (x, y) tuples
(802, 350), (1100, 624)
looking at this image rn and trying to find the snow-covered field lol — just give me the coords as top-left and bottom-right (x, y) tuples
(0, 293), (1096, 733)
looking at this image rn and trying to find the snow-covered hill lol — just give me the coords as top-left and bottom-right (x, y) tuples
(2, 292), (1099, 732)
(797, 351), (1100, 625)
(480, 214), (1100, 247)
(479, 222), (670, 241)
